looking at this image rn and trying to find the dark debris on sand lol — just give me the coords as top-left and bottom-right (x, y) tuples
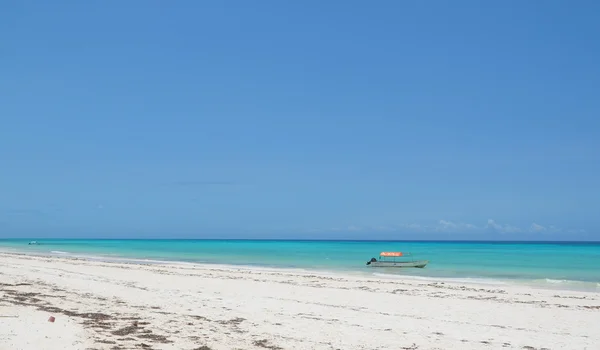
(252, 339), (283, 350)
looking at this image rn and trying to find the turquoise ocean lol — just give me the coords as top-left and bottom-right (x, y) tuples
(1, 239), (599, 292)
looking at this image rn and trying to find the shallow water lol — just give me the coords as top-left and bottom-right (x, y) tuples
(2, 239), (599, 291)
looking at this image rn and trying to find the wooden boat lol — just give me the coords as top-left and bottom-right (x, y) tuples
(366, 251), (428, 268)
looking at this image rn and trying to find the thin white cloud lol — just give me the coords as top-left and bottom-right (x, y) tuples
(436, 220), (479, 232)
(485, 219), (503, 230)
(503, 224), (522, 233)
(372, 225), (395, 232)
(485, 219), (523, 233)
(438, 220), (458, 230)
(547, 225), (563, 233)
(329, 225), (362, 232)
(320, 220), (581, 235)
(398, 223), (424, 231)
(530, 223), (547, 232)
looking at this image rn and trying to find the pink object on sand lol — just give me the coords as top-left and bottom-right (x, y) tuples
(48, 316), (55, 322)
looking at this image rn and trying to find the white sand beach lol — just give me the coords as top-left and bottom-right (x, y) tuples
(1, 252), (599, 350)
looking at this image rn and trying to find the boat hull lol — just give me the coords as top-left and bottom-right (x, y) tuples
(367, 260), (429, 268)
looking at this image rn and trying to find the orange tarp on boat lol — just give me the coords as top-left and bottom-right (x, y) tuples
(380, 252), (403, 257)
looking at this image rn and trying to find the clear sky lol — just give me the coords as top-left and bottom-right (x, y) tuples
(1, 1), (599, 240)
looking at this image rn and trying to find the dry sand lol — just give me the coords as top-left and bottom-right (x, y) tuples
(0, 305), (90, 350)
(1, 252), (599, 350)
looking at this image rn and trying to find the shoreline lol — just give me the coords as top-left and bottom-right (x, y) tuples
(1, 247), (599, 294)
(1, 252), (600, 349)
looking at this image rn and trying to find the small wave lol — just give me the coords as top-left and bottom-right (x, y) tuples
(544, 278), (570, 284)
(537, 278), (597, 287)
(525, 278), (600, 292)
(50, 251), (69, 255)
(372, 273), (508, 286)
(371, 273), (600, 292)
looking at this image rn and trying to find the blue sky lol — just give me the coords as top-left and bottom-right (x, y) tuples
(1, 1), (599, 240)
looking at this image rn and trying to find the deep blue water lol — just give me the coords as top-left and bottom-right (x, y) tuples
(1, 239), (599, 291)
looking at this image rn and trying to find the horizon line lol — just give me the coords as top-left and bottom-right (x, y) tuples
(1, 238), (599, 244)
